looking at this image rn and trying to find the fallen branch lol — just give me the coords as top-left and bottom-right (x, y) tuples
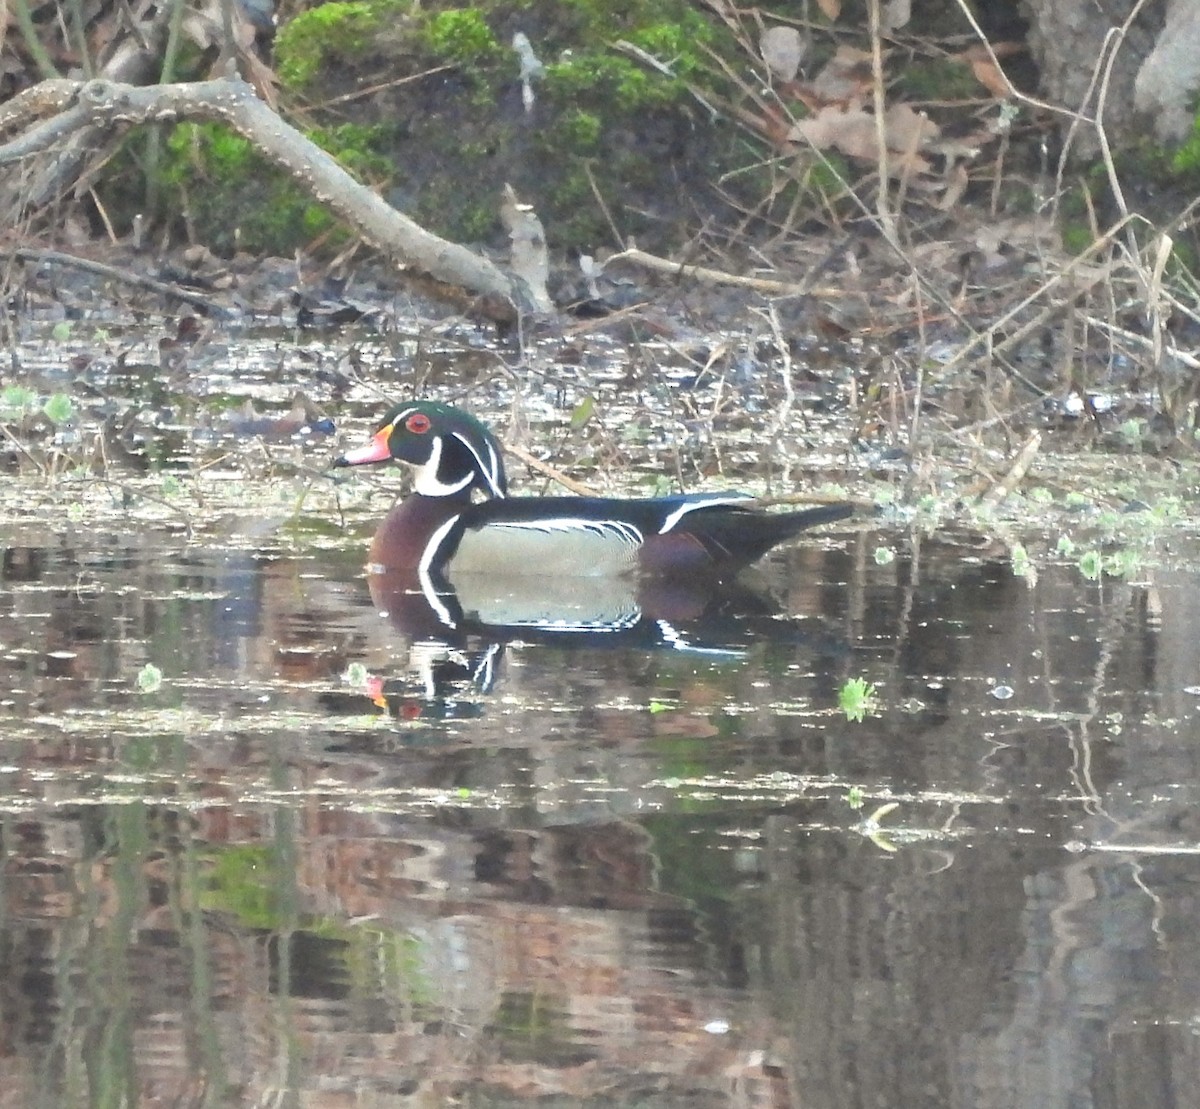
(977, 431), (1042, 506)
(2, 77), (546, 314)
(11, 247), (221, 312)
(604, 245), (838, 298)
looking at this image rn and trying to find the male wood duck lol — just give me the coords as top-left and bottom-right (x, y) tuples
(334, 401), (854, 586)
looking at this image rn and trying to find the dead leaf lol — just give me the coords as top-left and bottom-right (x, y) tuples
(956, 43), (1021, 98)
(815, 0), (842, 19)
(789, 104), (874, 156)
(791, 103), (934, 176)
(805, 44), (875, 104)
(760, 25), (806, 82)
(884, 102), (939, 153)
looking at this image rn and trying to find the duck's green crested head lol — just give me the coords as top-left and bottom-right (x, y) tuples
(335, 401), (507, 500)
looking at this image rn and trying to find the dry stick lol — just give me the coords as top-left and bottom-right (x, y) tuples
(756, 303), (798, 436)
(866, 0), (896, 242)
(976, 431), (1042, 506)
(504, 442), (601, 497)
(0, 421), (46, 474)
(949, 0), (1089, 123)
(1081, 314), (1200, 372)
(931, 214), (1136, 378)
(9, 247), (220, 311)
(1091, 0), (1155, 258)
(507, 440), (860, 512)
(604, 246), (837, 297)
(581, 161), (625, 250)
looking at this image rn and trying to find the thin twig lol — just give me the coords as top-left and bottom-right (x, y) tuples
(605, 245), (837, 297)
(504, 442), (601, 497)
(9, 247), (221, 312)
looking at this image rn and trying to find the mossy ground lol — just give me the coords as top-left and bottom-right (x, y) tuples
(263, 0), (753, 252)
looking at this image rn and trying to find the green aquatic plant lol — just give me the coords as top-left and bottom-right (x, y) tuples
(42, 393), (74, 424)
(136, 663), (163, 693)
(1, 385), (39, 419)
(1078, 549), (1104, 580)
(839, 677), (878, 723)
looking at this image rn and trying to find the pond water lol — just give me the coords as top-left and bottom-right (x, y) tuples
(4, 324), (1200, 1107)
(5, 512), (1200, 1108)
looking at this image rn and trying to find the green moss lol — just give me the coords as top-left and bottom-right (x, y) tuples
(309, 122), (394, 178)
(419, 7), (501, 66)
(151, 116), (402, 252)
(895, 57), (982, 101)
(274, 0), (397, 88)
(623, 10), (714, 80)
(556, 108), (602, 151)
(545, 51), (678, 112)
(163, 123), (254, 184)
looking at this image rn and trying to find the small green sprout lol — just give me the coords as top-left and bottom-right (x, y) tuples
(136, 663), (163, 693)
(1, 385), (38, 419)
(846, 785), (865, 810)
(570, 395), (596, 429)
(873, 546), (895, 565)
(1010, 543), (1032, 578)
(343, 662), (369, 688)
(1078, 550), (1104, 580)
(839, 677), (878, 723)
(648, 699), (673, 714)
(42, 393), (74, 424)
(1104, 548), (1141, 578)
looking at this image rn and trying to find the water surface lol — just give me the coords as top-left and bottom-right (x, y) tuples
(4, 511), (1200, 1108)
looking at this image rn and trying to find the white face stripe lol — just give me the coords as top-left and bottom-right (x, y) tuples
(451, 429), (505, 498)
(412, 435), (473, 497)
(658, 494), (749, 534)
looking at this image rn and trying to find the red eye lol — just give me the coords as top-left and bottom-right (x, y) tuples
(405, 413), (431, 434)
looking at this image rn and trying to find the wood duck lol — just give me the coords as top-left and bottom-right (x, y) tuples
(333, 401), (854, 588)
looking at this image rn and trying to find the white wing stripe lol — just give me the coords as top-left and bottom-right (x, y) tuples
(658, 495), (748, 534)
(485, 518), (643, 545)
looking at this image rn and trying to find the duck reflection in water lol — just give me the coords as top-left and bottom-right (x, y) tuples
(359, 560), (848, 723)
(333, 401), (855, 717)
